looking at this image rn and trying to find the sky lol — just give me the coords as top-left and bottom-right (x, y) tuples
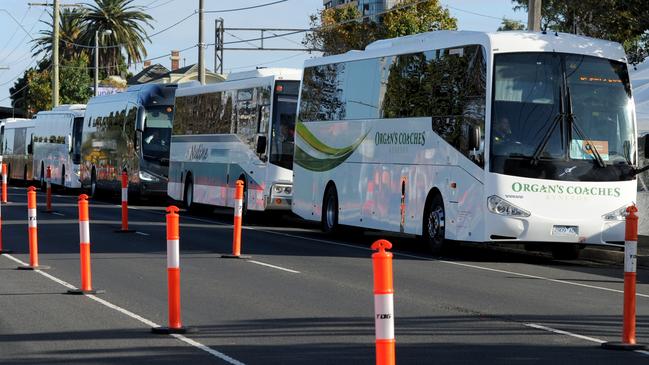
(0, 0), (527, 108)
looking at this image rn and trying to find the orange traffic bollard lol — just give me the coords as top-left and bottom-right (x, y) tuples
(17, 187), (49, 270)
(115, 171), (134, 233)
(2, 163), (7, 203)
(44, 166), (52, 212)
(602, 206), (646, 350)
(372, 239), (395, 365)
(152, 206), (191, 334)
(0, 196), (11, 254)
(222, 180), (250, 259)
(67, 194), (103, 295)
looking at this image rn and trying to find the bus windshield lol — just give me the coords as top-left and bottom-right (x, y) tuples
(143, 105), (173, 163)
(270, 81), (299, 170)
(490, 52), (635, 181)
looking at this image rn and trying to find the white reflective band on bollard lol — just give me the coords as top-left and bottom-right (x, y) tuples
(122, 188), (128, 202)
(28, 209), (37, 228)
(234, 200), (243, 218)
(374, 293), (395, 340)
(625, 241), (637, 273)
(167, 239), (179, 269)
(79, 221), (90, 244)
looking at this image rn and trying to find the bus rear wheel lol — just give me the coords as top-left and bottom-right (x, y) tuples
(90, 169), (97, 198)
(184, 176), (195, 212)
(321, 186), (339, 233)
(423, 193), (447, 254)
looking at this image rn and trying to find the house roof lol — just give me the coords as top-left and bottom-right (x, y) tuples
(127, 64), (170, 85)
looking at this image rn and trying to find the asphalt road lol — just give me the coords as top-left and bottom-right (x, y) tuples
(0, 186), (648, 364)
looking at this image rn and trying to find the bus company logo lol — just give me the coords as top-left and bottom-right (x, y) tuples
(511, 182), (621, 197)
(374, 131), (426, 146)
(186, 144), (208, 161)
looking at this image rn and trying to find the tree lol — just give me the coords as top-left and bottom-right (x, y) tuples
(512, 0), (649, 45)
(81, 0), (153, 74)
(10, 56), (93, 117)
(497, 18), (525, 31)
(382, 0), (457, 38)
(304, 0), (457, 56)
(31, 8), (88, 63)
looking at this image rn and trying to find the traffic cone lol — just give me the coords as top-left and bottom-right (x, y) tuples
(115, 171), (135, 233)
(17, 187), (49, 270)
(372, 239), (395, 365)
(67, 194), (104, 295)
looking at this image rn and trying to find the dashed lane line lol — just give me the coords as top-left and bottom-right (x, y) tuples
(247, 260), (300, 274)
(1, 253), (246, 365)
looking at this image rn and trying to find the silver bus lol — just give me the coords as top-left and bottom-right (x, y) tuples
(1, 118), (35, 183)
(80, 84), (176, 197)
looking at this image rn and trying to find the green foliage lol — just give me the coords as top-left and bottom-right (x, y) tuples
(25, 68), (52, 117)
(498, 18), (526, 31)
(512, 0), (649, 58)
(383, 0), (457, 38)
(304, 0), (457, 56)
(60, 54), (93, 105)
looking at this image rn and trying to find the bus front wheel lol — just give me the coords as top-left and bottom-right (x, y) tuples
(423, 193), (447, 254)
(321, 185), (339, 233)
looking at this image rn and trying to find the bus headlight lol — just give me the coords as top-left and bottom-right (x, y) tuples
(272, 184), (292, 195)
(139, 170), (159, 182)
(487, 195), (530, 217)
(602, 205), (629, 221)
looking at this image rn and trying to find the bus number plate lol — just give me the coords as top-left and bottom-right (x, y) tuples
(552, 225), (579, 237)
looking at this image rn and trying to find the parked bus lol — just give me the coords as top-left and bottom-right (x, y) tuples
(168, 68), (301, 212)
(1, 118), (35, 183)
(80, 84), (176, 198)
(32, 104), (85, 189)
(293, 30), (640, 259)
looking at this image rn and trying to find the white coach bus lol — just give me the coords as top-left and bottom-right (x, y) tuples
(32, 104), (85, 189)
(81, 84), (176, 198)
(168, 68), (301, 212)
(293, 30), (642, 259)
(1, 118), (35, 183)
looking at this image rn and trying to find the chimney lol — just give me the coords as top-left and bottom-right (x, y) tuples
(170, 50), (180, 70)
(144, 60), (152, 68)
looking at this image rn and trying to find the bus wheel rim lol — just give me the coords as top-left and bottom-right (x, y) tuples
(326, 194), (335, 228)
(428, 207), (444, 241)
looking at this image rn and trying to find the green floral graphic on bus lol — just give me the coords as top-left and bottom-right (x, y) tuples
(294, 121), (369, 172)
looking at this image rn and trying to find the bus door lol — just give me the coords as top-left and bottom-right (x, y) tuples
(71, 117), (83, 165)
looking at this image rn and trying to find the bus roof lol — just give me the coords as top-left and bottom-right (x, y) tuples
(305, 30), (627, 67)
(176, 68), (301, 97)
(2, 118), (35, 128)
(87, 83), (177, 107)
(36, 104), (86, 118)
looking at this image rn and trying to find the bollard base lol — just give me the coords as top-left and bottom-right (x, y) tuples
(66, 289), (105, 295)
(114, 229), (136, 233)
(0, 249), (13, 254)
(601, 342), (647, 351)
(221, 254), (251, 259)
(17, 265), (50, 270)
(40, 209), (55, 214)
(151, 326), (196, 334)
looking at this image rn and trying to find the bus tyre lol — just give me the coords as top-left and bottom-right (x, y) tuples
(551, 244), (581, 260)
(321, 186), (339, 234)
(60, 165), (66, 191)
(423, 194), (447, 254)
(183, 176), (195, 212)
(90, 169), (97, 198)
(39, 163), (46, 192)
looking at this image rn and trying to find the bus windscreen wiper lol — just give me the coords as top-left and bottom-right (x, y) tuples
(530, 112), (563, 166)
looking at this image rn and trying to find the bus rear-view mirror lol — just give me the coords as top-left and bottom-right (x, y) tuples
(66, 135), (72, 153)
(469, 126), (481, 151)
(256, 135), (267, 155)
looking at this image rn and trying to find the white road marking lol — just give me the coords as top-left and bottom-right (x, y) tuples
(52, 212), (65, 216)
(135, 231), (150, 236)
(247, 260), (300, 274)
(1, 253), (245, 364)
(525, 323), (649, 357)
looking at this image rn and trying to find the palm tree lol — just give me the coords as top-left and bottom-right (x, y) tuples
(31, 8), (88, 63)
(81, 0), (153, 75)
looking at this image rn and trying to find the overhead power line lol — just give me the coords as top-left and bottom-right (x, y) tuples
(204, 0), (289, 14)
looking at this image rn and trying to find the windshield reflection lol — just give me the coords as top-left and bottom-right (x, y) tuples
(490, 52), (635, 181)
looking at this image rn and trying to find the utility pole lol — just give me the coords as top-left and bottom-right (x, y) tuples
(52, 0), (60, 107)
(527, 0), (542, 32)
(198, 0), (205, 85)
(214, 18), (224, 75)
